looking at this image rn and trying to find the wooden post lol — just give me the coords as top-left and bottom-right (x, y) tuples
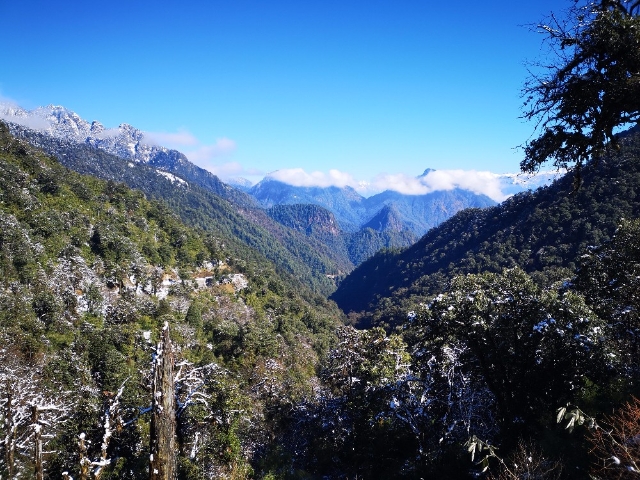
(149, 323), (176, 480)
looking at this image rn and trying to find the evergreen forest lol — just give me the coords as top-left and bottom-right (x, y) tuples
(3, 1), (640, 475)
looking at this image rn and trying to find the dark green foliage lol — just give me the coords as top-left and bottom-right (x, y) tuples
(413, 268), (610, 439)
(184, 302), (202, 329)
(522, 1), (640, 174)
(5, 100), (640, 476)
(267, 203), (417, 265)
(573, 218), (640, 385)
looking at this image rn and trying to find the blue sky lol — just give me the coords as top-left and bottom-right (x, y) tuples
(0, 0), (562, 194)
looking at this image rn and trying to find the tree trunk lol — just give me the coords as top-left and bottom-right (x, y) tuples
(32, 405), (43, 480)
(149, 323), (176, 480)
(78, 433), (90, 480)
(4, 388), (15, 477)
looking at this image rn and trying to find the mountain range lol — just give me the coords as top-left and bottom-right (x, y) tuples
(247, 175), (498, 236)
(0, 103), (561, 273)
(3, 101), (640, 478)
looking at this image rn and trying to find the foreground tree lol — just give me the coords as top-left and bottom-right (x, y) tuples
(0, 347), (74, 479)
(573, 219), (640, 380)
(413, 268), (610, 440)
(522, 0), (640, 175)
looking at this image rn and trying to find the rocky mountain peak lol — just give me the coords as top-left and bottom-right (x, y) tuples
(0, 103), (174, 166)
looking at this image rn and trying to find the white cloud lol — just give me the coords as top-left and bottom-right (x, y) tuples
(420, 169), (508, 201)
(6, 113), (52, 131)
(141, 126), (237, 167)
(198, 161), (244, 177)
(366, 170), (512, 201)
(185, 137), (237, 163)
(268, 168), (358, 188)
(370, 173), (432, 196)
(93, 127), (121, 139)
(142, 129), (239, 178)
(0, 94), (18, 107)
(0, 96), (52, 131)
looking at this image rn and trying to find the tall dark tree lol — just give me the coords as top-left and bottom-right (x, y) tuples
(522, 0), (640, 175)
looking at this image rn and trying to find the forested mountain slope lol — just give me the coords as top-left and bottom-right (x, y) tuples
(6, 123), (353, 296)
(0, 123), (345, 478)
(1, 104), (258, 209)
(332, 129), (640, 325)
(266, 203), (418, 267)
(3, 117), (640, 479)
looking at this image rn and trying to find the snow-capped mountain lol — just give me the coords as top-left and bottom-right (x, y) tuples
(0, 103), (258, 209)
(0, 103), (188, 166)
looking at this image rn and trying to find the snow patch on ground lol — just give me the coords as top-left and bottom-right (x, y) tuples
(156, 170), (188, 186)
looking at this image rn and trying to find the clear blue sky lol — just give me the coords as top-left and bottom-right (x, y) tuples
(0, 0), (562, 191)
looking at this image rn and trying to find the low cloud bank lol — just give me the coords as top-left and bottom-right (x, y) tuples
(375, 170), (508, 201)
(174, 137), (246, 178)
(268, 168), (358, 189)
(182, 137), (237, 163)
(144, 129), (237, 162)
(144, 129), (199, 147)
(265, 168), (531, 201)
(0, 99), (52, 131)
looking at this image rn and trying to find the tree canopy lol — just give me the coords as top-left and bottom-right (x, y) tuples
(522, 0), (640, 175)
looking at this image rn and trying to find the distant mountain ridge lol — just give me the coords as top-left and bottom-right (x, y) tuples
(249, 178), (368, 231)
(248, 175), (497, 237)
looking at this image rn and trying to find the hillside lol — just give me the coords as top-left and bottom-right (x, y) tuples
(0, 104), (257, 208)
(331, 129), (640, 326)
(364, 187), (496, 236)
(266, 203), (419, 266)
(5, 122), (353, 296)
(1, 104), (506, 274)
(251, 178), (367, 231)
(0, 122), (347, 478)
